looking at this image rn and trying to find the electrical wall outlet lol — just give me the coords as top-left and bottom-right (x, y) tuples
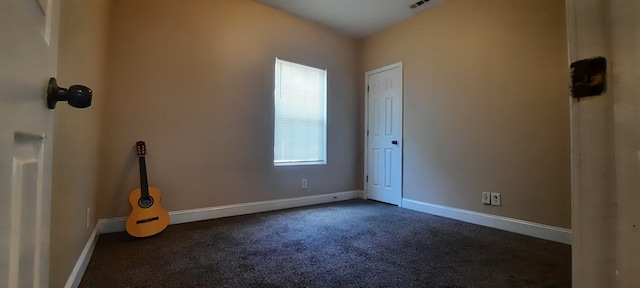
(301, 179), (307, 189)
(482, 192), (491, 205)
(490, 192), (501, 206)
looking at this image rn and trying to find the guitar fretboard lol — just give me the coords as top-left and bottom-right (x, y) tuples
(138, 156), (150, 198)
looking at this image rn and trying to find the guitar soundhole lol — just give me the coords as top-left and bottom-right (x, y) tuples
(138, 196), (154, 208)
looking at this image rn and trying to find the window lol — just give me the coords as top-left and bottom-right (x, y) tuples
(274, 58), (327, 166)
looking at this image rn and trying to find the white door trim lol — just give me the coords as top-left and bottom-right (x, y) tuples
(565, 0), (617, 286)
(364, 62), (403, 206)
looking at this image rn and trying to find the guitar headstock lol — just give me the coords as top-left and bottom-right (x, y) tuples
(136, 141), (146, 157)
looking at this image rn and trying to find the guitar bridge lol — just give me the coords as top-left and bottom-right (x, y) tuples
(136, 216), (159, 224)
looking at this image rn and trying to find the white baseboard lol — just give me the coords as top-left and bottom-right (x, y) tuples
(169, 190), (363, 225)
(97, 216), (127, 235)
(64, 226), (99, 288)
(98, 190), (363, 234)
(402, 198), (572, 245)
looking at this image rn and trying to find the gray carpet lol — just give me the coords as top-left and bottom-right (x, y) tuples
(79, 199), (571, 287)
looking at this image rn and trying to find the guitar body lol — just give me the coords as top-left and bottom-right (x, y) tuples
(126, 141), (170, 238)
(126, 186), (170, 237)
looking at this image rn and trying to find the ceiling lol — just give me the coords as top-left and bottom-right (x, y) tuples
(253, 0), (444, 38)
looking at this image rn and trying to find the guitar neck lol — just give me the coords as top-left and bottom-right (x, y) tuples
(138, 156), (150, 197)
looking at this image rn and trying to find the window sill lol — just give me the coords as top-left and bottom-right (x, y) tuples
(274, 161), (326, 167)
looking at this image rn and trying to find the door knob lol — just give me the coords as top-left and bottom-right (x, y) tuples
(47, 78), (92, 109)
(392, 140), (398, 145)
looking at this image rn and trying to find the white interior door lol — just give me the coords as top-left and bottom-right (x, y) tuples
(366, 63), (403, 206)
(0, 0), (58, 287)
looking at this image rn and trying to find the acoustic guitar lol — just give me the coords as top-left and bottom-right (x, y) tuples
(126, 141), (170, 237)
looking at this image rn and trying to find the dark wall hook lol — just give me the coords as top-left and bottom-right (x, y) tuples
(47, 77), (93, 109)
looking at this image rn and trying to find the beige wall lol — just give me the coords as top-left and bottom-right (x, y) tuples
(362, 0), (571, 228)
(50, 0), (109, 286)
(98, 0), (362, 219)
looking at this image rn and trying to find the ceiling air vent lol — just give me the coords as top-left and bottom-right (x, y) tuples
(409, 0), (431, 9)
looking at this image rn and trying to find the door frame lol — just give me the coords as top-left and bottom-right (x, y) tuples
(564, 0), (640, 286)
(364, 61), (404, 206)
(565, 0), (614, 284)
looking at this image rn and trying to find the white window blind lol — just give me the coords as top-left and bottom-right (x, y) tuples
(274, 58), (327, 166)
